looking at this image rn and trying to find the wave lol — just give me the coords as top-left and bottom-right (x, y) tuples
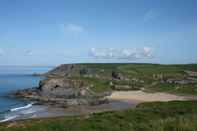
(10, 103), (34, 112)
(0, 115), (18, 123)
(0, 103), (37, 123)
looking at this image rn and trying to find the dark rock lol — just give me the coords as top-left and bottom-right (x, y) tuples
(79, 68), (88, 76)
(111, 71), (123, 80)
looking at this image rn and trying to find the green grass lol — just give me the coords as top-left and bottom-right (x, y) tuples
(72, 63), (197, 95)
(144, 82), (197, 95)
(81, 77), (111, 93)
(62, 63), (197, 95)
(1, 101), (197, 131)
(69, 77), (112, 93)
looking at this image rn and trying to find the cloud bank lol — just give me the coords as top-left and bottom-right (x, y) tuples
(89, 47), (153, 61)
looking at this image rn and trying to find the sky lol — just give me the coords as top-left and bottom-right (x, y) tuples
(0, 0), (197, 66)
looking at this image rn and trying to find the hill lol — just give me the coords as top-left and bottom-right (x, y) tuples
(44, 63), (197, 95)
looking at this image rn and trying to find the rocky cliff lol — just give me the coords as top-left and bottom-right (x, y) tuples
(14, 78), (109, 107)
(13, 64), (113, 107)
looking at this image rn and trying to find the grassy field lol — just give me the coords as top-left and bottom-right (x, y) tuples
(64, 63), (197, 95)
(1, 101), (197, 131)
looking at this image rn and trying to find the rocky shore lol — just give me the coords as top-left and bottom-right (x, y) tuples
(12, 64), (117, 107)
(13, 78), (110, 107)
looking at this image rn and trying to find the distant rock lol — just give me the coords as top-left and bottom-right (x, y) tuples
(44, 64), (76, 77)
(79, 68), (89, 76)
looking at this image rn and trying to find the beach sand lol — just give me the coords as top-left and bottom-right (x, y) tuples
(107, 90), (197, 103)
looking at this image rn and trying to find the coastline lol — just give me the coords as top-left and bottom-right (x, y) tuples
(3, 90), (197, 123)
(0, 99), (137, 123)
(2, 63), (197, 124)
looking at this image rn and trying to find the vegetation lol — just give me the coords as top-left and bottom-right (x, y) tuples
(63, 63), (197, 95)
(1, 101), (197, 131)
(3, 64), (196, 130)
(70, 77), (112, 93)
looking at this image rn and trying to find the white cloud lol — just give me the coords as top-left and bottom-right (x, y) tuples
(89, 47), (153, 61)
(63, 24), (84, 33)
(143, 9), (157, 22)
(0, 48), (5, 56)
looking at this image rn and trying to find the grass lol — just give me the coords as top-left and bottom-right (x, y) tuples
(84, 78), (111, 93)
(145, 82), (197, 95)
(71, 63), (197, 95)
(69, 77), (112, 93)
(1, 101), (197, 131)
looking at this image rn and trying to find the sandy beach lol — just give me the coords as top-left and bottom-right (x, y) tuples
(107, 90), (197, 103)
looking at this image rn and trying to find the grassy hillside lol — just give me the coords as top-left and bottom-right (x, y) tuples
(1, 101), (197, 131)
(47, 63), (197, 95)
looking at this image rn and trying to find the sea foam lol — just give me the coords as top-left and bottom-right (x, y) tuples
(10, 103), (33, 112)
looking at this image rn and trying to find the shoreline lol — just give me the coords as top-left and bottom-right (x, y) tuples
(2, 90), (197, 123)
(0, 99), (137, 123)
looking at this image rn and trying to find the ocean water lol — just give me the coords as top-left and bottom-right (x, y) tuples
(0, 66), (52, 122)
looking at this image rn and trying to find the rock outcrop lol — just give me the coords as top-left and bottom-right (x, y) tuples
(13, 78), (109, 107)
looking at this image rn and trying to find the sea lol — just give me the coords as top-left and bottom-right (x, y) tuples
(0, 66), (52, 122)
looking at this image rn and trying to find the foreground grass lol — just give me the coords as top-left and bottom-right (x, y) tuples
(1, 101), (197, 131)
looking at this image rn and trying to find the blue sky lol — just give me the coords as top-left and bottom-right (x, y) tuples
(0, 0), (197, 65)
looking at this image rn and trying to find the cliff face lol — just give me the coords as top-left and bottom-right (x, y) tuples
(44, 64), (77, 77)
(39, 78), (89, 98)
(14, 73), (109, 107)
